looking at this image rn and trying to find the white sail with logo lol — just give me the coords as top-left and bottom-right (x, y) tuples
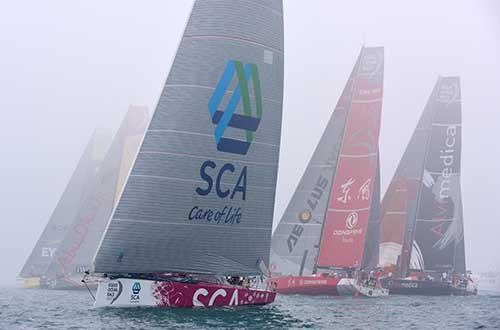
(93, 0), (284, 276)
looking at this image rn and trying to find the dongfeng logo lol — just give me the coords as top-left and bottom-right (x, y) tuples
(345, 212), (359, 229)
(208, 60), (263, 155)
(332, 211), (362, 237)
(132, 282), (141, 295)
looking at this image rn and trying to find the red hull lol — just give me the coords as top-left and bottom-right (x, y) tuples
(272, 276), (344, 295)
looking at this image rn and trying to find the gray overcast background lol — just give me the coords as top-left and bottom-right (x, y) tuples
(0, 0), (499, 285)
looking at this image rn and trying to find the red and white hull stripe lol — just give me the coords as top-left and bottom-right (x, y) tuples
(272, 276), (358, 296)
(94, 278), (276, 308)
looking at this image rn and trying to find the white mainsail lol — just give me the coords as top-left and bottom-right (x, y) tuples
(93, 0), (285, 276)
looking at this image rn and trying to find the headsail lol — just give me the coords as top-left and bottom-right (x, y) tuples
(19, 129), (111, 279)
(378, 83), (436, 272)
(379, 77), (466, 275)
(93, 0), (284, 276)
(317, 47), (384, 269)
(45, 106), (149, 286)
(269, 56), (358, 276)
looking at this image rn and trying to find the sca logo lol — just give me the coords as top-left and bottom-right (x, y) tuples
(130, 282), (141, 302)
(208, 60), (263, 155)
(132, 282), (141, 294)
(194, 60), (262, 202)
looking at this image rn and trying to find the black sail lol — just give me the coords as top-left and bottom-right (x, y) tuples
(413, 76), (463, 273)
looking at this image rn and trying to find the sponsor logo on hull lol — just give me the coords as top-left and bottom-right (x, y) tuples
(94, 279), (275, 308)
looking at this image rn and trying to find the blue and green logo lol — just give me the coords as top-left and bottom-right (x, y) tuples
(208, 60), (263, 155)
(132, 282), (141, 295)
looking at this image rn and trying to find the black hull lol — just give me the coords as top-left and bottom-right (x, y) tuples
(380, 278), (476, 296)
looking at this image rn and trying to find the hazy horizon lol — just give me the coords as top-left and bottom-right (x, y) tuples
(1, 0), (499, 286)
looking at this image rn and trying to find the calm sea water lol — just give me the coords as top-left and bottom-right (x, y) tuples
(1, 287), (499, 329)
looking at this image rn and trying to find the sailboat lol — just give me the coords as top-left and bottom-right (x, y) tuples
(43, 106), (149, 289)
(378, 76), (477, 296)
(270, 47), (387, 297)
(90, 0), (284, 308)
(18, 129), (111, 289)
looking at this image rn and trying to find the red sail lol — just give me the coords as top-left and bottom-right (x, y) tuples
(378, 179), (408, 268)
(317, 47), (384, 268)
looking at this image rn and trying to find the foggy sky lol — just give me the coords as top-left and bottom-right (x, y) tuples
(1, 0), (499, 285)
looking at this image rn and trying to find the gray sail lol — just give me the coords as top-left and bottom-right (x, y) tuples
(362, 154), (381, 270)
(19, 129), (111, 279)
(413, 76), (463, 273)
(269, 58), (358, 276)
(45, 106), (149, 287)
(93, 0), (284, 276)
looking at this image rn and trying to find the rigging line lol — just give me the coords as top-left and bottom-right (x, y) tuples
(82, 273), (96, 301)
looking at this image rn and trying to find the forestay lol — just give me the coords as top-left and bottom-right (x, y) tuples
(93, 0), (284, 276)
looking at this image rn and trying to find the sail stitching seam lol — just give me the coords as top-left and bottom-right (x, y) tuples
(183, 35), (283, 53)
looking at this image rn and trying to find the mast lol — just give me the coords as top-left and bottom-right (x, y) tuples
(45, 106), (149, 285)
(269, 51), (360, 276)
(18, 129), (111, 279)
(316, 47), (384, 269)
(93, 0), (285, 276)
